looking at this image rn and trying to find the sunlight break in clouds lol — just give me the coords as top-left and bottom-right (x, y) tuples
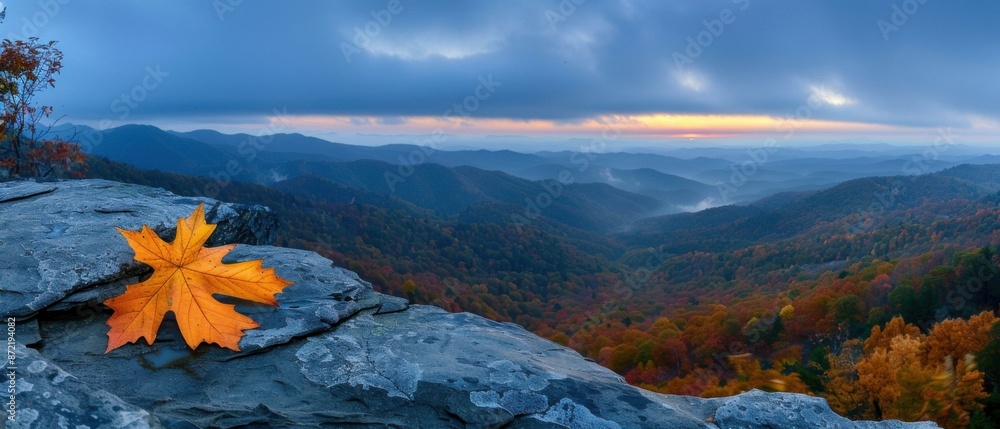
(675, 71), (706, 92)
(809, 86), (856, 107)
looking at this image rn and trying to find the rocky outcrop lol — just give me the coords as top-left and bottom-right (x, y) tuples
(0, 180), (278, 319)
(0, 179), (939, 428)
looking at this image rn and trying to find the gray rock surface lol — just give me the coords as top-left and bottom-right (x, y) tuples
(1, 179), (940, 428)
(0, 179), (277, 319)
(711, 390), (937, 429)
(221, 245), (397, 353)
(7, 343), (162, 429)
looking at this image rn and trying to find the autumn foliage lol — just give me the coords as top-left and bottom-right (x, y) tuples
(85, 154), (1000, 428)
(0, 19), (85, 178)
(853, 314), (994, 427)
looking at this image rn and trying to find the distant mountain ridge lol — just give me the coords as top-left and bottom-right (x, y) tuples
(65, 123), (1000, 236)
(622, 165), (1000, 253)
(74, 124), (671, 234)
(274, 158), (666, 233)
(88, 125), (230, 175)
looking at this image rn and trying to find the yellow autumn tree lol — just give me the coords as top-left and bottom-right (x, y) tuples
(864, 316), (921, 354)
(918, 356), (987, 428)
(852, 314), (991, 428)
(779, 304), (795, 320)
(700, 353), (809, 397)
(924, 311), (997, 364)
(823, 339), (877, 420)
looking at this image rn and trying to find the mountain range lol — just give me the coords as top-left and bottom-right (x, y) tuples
(61, 123), (998, 235)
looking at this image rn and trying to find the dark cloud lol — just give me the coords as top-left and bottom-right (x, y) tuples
(9, 0), (1000, 130)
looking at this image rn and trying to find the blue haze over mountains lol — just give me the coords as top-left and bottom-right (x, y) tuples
(59, 123), (1000, 235)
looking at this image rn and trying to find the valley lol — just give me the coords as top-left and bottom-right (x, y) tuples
(76, 123), (1000, 424)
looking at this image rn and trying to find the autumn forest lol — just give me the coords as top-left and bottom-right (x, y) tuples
(81, 156), (1000, 428)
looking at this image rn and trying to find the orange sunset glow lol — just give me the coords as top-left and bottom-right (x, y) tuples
(271, 113), (909, 140)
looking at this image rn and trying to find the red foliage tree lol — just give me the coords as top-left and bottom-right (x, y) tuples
(0, 28), (84, 178)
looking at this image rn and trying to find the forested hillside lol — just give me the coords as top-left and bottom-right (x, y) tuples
(85, 157), (1000, 427)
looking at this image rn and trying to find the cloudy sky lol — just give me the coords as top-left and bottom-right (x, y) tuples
(6, 0), (1000, 148)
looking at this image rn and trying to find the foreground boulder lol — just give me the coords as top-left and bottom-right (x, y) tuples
(1, 179), (938, 428)
(0, 179), (278, 319)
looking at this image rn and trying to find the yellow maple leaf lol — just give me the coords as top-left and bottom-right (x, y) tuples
(104, 203), (292, 352)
